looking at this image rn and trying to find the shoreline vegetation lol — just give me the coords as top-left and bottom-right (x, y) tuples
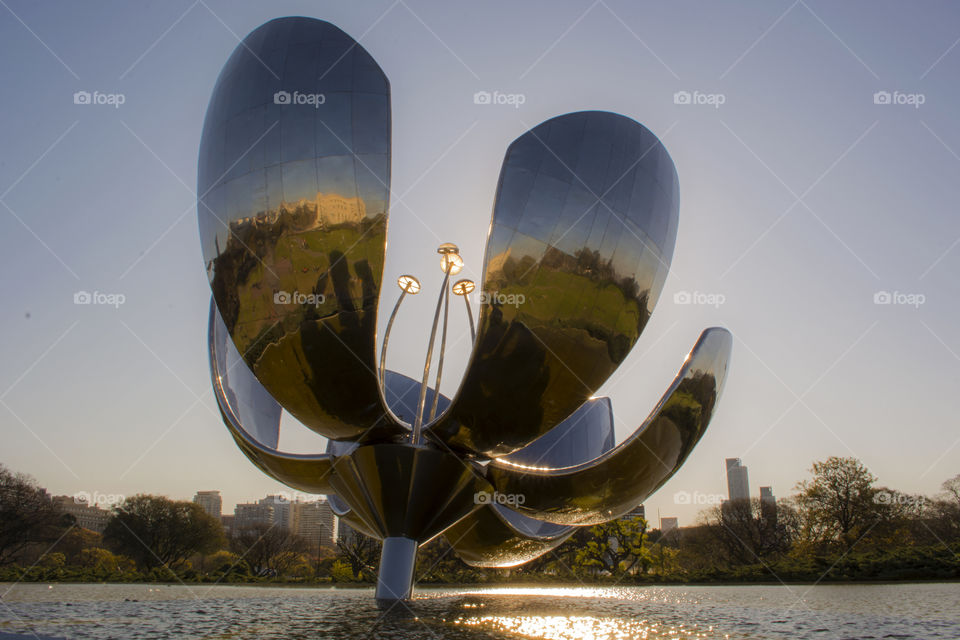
(2, 457), (958, 588)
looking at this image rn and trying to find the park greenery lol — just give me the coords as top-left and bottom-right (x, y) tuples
(1, 457), (958, 586)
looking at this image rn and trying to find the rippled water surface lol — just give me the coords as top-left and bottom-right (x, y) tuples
(1, 582), (958, 639)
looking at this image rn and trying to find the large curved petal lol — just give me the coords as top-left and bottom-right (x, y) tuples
(444, 504), (574, 568)
(444, 397), (617, 566)
(210, 297), (336, 495)
(500, 396), (614, 469)
(427, 111), (679, 456)
(485, 327), (732, 525)
(198, 17), (399, 441)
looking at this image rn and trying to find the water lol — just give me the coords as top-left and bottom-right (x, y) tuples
(1, 582), (958, 639)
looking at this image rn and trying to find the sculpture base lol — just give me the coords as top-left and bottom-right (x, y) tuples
(375, 537), (418, 603)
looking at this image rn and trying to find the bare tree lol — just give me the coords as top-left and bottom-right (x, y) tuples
(705, 498), (797, 565)
(335, 530), (381, 580)
(231, 524), (308, 576)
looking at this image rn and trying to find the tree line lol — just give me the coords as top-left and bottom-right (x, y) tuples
(1, 457), (958, 584)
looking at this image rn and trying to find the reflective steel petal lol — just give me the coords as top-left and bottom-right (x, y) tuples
(445, 396), (618, 567)
(500, 396), (615, 469)
(209, 298), (337, 495)
(444, 504), (574, 568)
(198, 17), (398, 441)
(427, 112), (679, 456)
(485, 327), (732, 525)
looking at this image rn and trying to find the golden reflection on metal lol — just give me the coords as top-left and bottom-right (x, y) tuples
(444, 504), (573, 568)
(487, 328), (732, 525)
(426, 111), (680, 457)
(198, 16), (398, 442)
(326, 443), (490, 541)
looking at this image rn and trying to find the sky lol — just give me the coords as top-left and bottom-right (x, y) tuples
(1, 0), (959, 526)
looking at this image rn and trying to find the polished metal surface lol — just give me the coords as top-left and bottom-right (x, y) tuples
(209, 298), (337, 495)
(444, 504), (574, 568)
(382, 370), (449, 427)
(327, 443), (491, 541)
(198, 16), (399, 442)
(375, 537), (418, 602)
(501, 396), (615, 469)
(486, 327), (732, 525)
(445, 396), (617, 567)
(426, 111), (679, 457)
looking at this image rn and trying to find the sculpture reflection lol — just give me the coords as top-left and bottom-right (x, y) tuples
(199, 16), (731, 603)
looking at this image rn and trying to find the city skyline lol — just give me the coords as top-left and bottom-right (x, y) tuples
(1, 0), (959, 526)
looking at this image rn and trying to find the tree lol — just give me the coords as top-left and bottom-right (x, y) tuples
(575, 516), (649, 576)
(230, 524), (308, 576)
(103, 495), (224, 570)
(794, 457), (882, 551)
(0, 464), (73, 565)
(77, 548), (135, 575)
(926, 474), (960, 542)
(704, 498), (797, 565)
(335, 531), (381, 581)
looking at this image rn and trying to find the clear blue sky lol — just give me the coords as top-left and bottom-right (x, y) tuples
(1, 0), (958, 525)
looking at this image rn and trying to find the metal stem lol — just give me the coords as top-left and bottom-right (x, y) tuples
(412, 266), (453, 444)
(428, 284), (450, 421)
(378, 289), (408, 388)
(462, 292), (475, 342)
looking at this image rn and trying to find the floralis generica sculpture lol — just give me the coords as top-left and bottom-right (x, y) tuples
(198, 16), (732, 602)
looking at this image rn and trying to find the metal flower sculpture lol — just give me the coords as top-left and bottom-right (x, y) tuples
(199, 17), (732, 602)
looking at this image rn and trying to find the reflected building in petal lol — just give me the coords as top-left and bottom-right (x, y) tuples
(198, 16), (732, 602)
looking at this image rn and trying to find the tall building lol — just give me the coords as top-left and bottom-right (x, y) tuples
(259, 495), (292, 528)
(760, 486), (777, 524)
(234, 502), (274, 530)
(760, 486), (775, 506)
(193, 490), (222, 519)
(725, 458), (750, 501)
(660, 516), (679, 533)
(52, 496), (111, 533)
(221, 515), (235, 537)
(290, 499), (337, 550)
